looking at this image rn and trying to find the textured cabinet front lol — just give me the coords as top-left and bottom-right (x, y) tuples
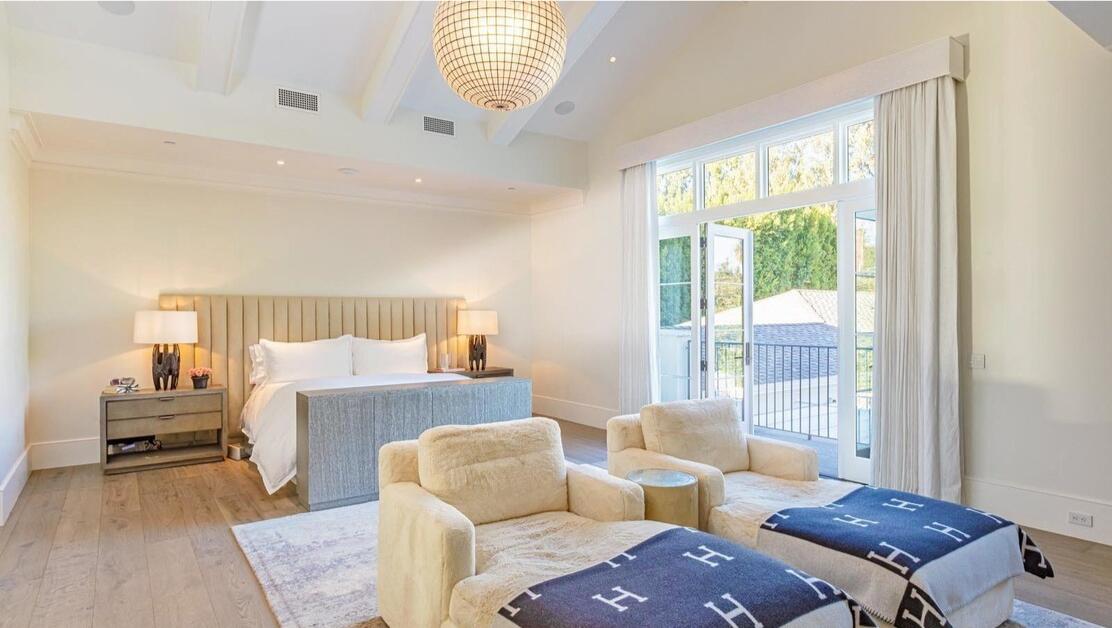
(296, 378), (532, 511)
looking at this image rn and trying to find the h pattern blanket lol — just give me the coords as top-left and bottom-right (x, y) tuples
(757, 486), (1053, 627)
(499, 527), (875, 628)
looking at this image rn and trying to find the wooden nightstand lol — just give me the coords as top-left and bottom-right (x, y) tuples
(459, 366), (514, 379)
(100, 385), (227, 474)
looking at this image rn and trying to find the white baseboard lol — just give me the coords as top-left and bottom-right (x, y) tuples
(532, 395), (617, 430)
(30, 437), (100, 471)
(964, 476), (1112, 546)
(0, 448), (30, 526)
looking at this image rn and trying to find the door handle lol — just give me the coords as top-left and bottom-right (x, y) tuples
(158, 397), (174, 402)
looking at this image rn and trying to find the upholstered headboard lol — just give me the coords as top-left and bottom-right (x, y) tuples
(159, 294), (467, 440)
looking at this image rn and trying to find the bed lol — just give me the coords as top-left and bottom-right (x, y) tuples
(158, 294), (533, 510)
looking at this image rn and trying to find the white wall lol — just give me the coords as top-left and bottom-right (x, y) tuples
(29, 168), (533, 467)
(532, 1), (1112, 543)
(0, 7), (32, 525)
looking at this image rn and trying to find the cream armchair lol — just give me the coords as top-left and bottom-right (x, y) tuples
(607, 398), (820, 529)
(378, 417), (667, 628)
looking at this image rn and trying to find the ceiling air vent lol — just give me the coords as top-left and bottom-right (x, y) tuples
(276, 87), (320, 114)
(423, 116), (455, 137)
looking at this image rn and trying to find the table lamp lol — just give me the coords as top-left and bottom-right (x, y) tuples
(458, 310), (498, 371)
(134, 310), (198, 390)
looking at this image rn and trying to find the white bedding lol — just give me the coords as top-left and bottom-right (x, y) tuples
(241, 373), (468, 494)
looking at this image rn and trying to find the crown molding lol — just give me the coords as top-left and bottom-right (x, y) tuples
(9, 111), (43, 164)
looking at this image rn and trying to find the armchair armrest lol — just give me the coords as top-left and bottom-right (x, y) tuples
(606, 414), (645, 452)
(608, 447), (725, 529)
(378, 439), (419, 490)
(567, 463), (645, 522)
(747, 435), (819, 481)
(378, 482), (476, 628)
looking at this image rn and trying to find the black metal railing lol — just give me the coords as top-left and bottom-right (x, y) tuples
(713, 342), (842, 440)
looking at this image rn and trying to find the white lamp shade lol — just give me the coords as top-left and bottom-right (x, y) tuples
(133, 310), (198, 345)
(458, 310), (498, 336)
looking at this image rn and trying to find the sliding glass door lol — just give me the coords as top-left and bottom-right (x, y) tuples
(704, 224), (753, 422)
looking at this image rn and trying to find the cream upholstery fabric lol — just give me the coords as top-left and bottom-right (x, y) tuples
(417, 417), (568, 525)
(747, 435), (819, 481)
(606, 413), (646, 452)
(379, 418), (661, 628)
(378, 440), (419, 488)
(377, 482), (475, 628)
(707, 472), (856, 547)
(449, 512), (669, 627)
(640, 398), (749, 472)
(567, 463), (644, 522)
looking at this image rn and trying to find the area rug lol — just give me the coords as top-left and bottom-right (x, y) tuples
(232, 501), (1096, 628)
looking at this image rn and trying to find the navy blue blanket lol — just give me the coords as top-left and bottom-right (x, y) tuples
(760, 487), (1053, 626)
(499, 527), (875, 628)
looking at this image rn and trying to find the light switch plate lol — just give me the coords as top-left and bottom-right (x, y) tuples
(1068, 511), (1094, 527)
(969, 353), (986, 369)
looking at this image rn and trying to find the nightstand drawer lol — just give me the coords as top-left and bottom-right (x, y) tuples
(106, 393), (222, 421)
(106, 411), (223, 439)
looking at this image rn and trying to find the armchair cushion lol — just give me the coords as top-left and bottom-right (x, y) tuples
(746, 434), (819, 481)
(417, 417), (568, 525)
(567, 463), (644, 521)
(378, 482), (476, 628)
(640, 398), (749, 472)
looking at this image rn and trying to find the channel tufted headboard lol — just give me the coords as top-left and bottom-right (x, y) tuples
(159, 294), (468, 440)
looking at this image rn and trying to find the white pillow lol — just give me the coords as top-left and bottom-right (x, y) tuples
(352, 333), (429, 376)
(258, 335), (353, 383)
(248, 344), (267, 385)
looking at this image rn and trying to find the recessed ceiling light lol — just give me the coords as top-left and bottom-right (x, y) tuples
(609, 56), (617, 63)
(338, 167), (359, 176)
(276, 160), (285, 166)
(507, 186), (517, 191)
(162, 140), (176, 146)
(98, 1), (136, 16)
(414, 177), (423, 184)
(554, 101), (576, 116)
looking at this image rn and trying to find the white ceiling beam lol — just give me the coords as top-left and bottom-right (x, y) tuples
(486, 1), (623, 146)
(361, 2), (436, 124)
(195, 1), (250, 95)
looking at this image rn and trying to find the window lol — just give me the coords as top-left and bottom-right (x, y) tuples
(704, 152), (757, 208)
(657, 167), (694, 216)
(847, 120), (875, 181)
(659, 236), (694, 401)
(766, 130), (834, 196)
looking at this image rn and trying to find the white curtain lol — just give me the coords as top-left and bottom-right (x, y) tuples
(873, 77), (961, 501)
(618, 163), (660, 414)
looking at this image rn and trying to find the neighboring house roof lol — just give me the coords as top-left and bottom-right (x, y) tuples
(675, 289), (874, 333)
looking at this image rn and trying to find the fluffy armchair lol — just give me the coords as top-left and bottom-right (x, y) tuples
(378, 417), (646, 628)
(607, 400), (818, 528)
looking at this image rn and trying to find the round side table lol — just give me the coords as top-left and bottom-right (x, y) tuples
(626, 468), (699, 527)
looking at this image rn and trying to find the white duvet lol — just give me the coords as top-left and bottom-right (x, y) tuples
(241, 373), (467, 494)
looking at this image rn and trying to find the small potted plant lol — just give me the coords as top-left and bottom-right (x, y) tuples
(189, 367), (213, 389)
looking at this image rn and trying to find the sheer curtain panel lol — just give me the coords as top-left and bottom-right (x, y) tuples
(618, 163), (660, 414)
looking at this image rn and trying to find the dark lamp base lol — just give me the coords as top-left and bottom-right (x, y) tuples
(152, 344), (181, 390)
(468, 335), (488, 371)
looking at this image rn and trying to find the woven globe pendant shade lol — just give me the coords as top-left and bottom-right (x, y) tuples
(433, 1), (567, 112)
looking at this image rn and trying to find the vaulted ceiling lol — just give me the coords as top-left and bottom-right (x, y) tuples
(6, 1), (718, 212)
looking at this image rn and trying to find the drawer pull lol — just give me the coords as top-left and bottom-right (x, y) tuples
(157, 415), (175, 420)
(159, 397), (174, 402)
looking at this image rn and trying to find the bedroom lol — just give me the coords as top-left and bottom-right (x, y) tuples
(1, 1), (1111, 627)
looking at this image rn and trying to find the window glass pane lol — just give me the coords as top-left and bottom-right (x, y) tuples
(847, 120), (875, 181)
(766, 131), (834, 196)
(704, 152), (757, 208)
(659, 236), (692, 401)
(657, 168), (694, 216)
(854, 209), (876, 460)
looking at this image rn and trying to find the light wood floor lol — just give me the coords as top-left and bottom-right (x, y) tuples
(1, 419), (1109, 627)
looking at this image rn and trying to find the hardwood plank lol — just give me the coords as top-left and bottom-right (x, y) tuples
(29, 485), (102, 627)
(93, 509), (154, 628)
(174, 477), (275, 628)
(0, 488), (66, 628)
(146, 537), (218, 628)
(32, 467), (74, 494)
(101, 474), (140, 515)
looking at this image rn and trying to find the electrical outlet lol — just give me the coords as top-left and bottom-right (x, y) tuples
(1068, 511), (1094, 528)
(969, 353), (986, 369)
